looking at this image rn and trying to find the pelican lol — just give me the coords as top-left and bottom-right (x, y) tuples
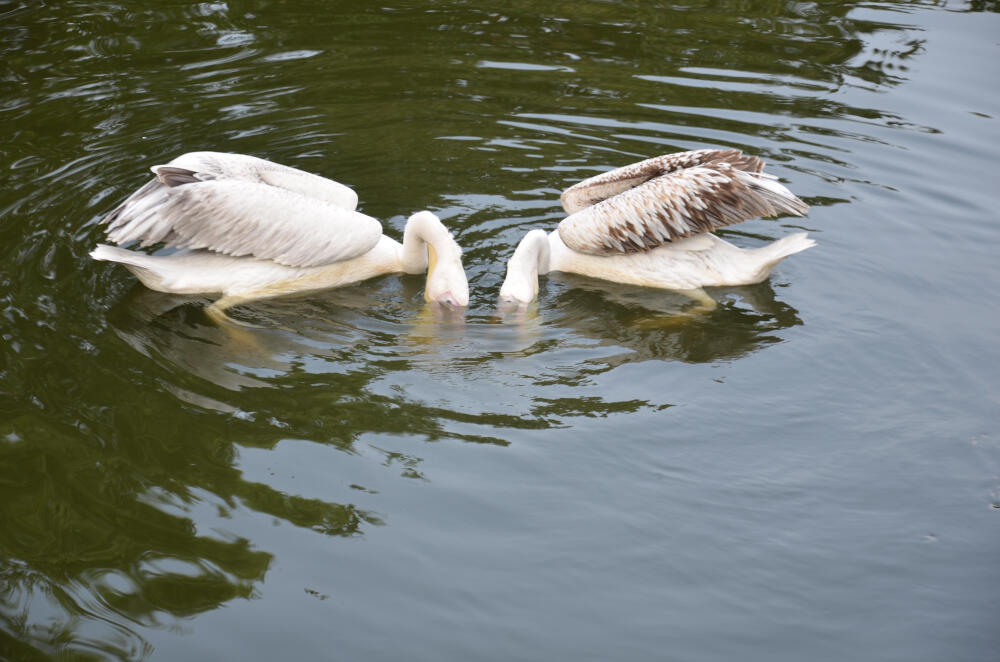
(91, 152), (469, 320)
(499, 149), (814, 304)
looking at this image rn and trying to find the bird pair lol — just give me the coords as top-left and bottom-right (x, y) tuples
(92, 149), (813, 320)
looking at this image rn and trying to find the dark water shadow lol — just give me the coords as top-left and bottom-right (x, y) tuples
(0, 405), (381, 661)
(530, 274), (802, 367)
(488, 275), (803, 423)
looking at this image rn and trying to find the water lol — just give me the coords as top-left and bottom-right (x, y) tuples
(2, 1), (999, 660)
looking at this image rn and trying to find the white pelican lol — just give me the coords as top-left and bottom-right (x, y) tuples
(499, 149), (814, 304)
(91, 152), (469, 320)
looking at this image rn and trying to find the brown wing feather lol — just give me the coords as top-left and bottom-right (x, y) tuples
(560, 149), (765, 214)
(557, 161), (808, 256)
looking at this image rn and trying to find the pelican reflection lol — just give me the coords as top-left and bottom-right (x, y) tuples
(499, 274), (803, 368)
(107, 276), (471, 395)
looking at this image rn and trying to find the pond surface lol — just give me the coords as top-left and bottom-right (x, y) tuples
(2, 1), (999, 660)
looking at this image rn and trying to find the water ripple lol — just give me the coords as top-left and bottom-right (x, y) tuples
(3, 1), (999, 659)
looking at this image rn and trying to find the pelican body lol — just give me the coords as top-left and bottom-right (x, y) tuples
(91, 152), (469, 317)
(500, 149), (814, 304)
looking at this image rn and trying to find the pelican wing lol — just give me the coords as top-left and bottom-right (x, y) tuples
(557, 162), (809, 256)
(162, 151), (359, 210)
(560, 149), (765, 214)
(103, 178), (382, 268)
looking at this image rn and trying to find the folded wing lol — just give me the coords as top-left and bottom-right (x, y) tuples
(560, 149), (765, 214)
(102, 167), (381, 268)
(557, 160), (808, 256)
(153, 151), (359, 210)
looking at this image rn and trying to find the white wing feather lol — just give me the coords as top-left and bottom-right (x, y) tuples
(101, 152), (377, 267)
(162, 151), (359, 210)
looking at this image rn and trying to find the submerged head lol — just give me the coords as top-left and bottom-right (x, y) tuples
(425, 243), (469, 308)
(405, 211), (469, 308)
(499, 229), (550, 305)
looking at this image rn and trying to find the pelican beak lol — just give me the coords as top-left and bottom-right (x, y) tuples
(435, 292), (465, 309)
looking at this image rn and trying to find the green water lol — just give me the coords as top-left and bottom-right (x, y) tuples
(2, 1), (999, 660)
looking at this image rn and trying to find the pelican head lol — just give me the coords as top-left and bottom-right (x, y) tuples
(425, 245), (469, 308)
(499, 229), (550, 304)
(402, 211), (469, 308)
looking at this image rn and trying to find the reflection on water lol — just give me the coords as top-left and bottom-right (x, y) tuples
(114, 275), (800, 380)
(497, 275), (802, 379)
(3, 0), (999, 660)
(546, 277), (802, 368)
(0, 374), (379, 659)
(107, 267), (803, 432)
(107, 280), (452, 394)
